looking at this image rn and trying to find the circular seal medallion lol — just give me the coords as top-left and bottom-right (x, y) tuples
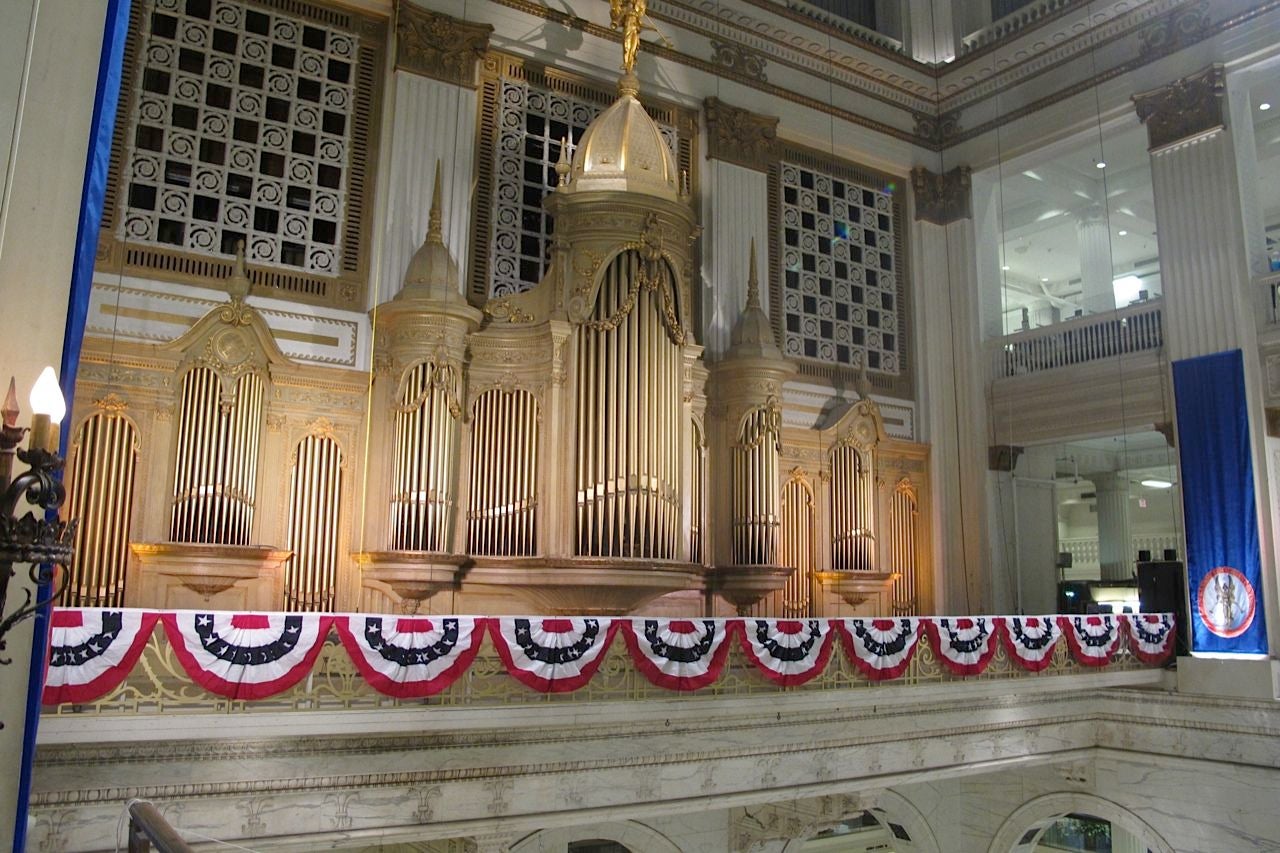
(1197, 566), (1256, 639)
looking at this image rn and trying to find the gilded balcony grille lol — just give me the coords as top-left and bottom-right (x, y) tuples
(65, 412), (140, 607)
(467, 388), (539, 556)
(390, 361), (460, 552)
(889, 481), (919, 615)
(170, 368), (263, 545)
(575, 251), (683, 559)
(285, 435), (344, 611)
(831, 444), (874, 571)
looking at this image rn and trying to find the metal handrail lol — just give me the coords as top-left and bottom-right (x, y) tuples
(127, 801), (193, 853)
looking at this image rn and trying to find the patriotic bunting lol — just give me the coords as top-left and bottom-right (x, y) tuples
(489, 617), (617, 693)
(1003, 616), (1062, 672)
(739, 619), (835, 686)
(924, 617), (1002, 676)
(337, 615), (486, 698)
(1059, 614), (1122, 666)
(623, 619), (736, 690)
(1124, 613), (1176, 665)
(161, 611), (334, 700)
(837, 618), (920, 681)
(41, 608), (1175, 703)
(42, 609), (159, 705)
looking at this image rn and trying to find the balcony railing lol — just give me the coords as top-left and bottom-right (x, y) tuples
(757, 0), (906, 54)
(1258, 271), (1280, 325)
(990, 300), (1163, 379)
(960, 0), (1084, 55)
(1059, 534), (1181, 577)
(42, 610), (1170, 719)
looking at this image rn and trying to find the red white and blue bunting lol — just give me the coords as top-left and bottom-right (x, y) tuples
(1059, 614), (1122, 666)
(837, 618), (920, 681)
(489, 617), (618, 693)
(1124, 613), (1176, 664)
(161, 612), (334, 700)
(924, 617), (1003, 676)
(623, 619), (736, 690)
(1003, 616), (1062, 672)
(739, 619), (835, 686)
(337, 615), (486, 698)
(40, 609), (1175, 702)
(42, 609), (159, 705)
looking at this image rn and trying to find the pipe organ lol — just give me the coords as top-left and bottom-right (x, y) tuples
(64, 43), (932, 618)
(468, 387), (540, 556)
(390, 360), (462, 552)
(575, 251), (684, 560)
(286, 435), (345, 612)
(170, 368), (264, 546)
(66, 407), (139, 607)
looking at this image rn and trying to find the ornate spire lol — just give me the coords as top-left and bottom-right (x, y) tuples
(399, 160), (465, 302)
(226, 239), (251, 300)
(555, 134), (572, 189)
(728, 239), (783, 361)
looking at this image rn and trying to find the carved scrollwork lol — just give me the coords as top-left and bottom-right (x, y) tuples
(704, 97), (779, 172)
(1133, 64), (1225, 151)
(911, 165), (972, 225)
(709, 41), (767, 82)
(394, 3), (493, 87)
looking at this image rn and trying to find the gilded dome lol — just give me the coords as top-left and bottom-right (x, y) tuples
(565, 78), (679, 201)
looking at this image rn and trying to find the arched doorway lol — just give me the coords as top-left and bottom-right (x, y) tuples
(988, 793), (1174, 853)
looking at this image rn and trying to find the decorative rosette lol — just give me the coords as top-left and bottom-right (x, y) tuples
(337, 615), (486, 697)
(160, 611), (334, 700)
(837, 617), (920, 681)
(1003, 616), (1062, 672)
(489, 617), (618, 693)
(623, 618), (737, 690)
(739, 619), (835, 686)
(924, 617), (1003, 676)
(1124, 613), (1176, 664)
(42, 609), (160, 705)
(1058, 614), (1121, 666)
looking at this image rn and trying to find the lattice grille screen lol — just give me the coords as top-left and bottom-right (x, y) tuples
(121, 0), (357, 273)
(830, 445), (874, 571)
(468, 388), (539, 556)
(66, 412), (140, 607)
(170, 367), (264, 544)
(390, 361), (460, 552)
(888, 481), (919, 615)
(487, 80), (678, 299)
(778, 161), (900, 373)
(285, 434), (343, 611)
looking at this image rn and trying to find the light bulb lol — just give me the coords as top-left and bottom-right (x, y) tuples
(30, 366), (65, 423)
(1095, 161), (1106, 169)
(1261, 102), (1272, 111)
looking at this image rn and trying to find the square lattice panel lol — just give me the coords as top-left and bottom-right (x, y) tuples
(779, 162), (899, 374)
(121, 0), (356, 275)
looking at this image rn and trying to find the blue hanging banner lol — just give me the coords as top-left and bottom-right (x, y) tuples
(1172, 349), (1269, 657)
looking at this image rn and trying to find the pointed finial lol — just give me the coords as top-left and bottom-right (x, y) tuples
(2, 377), (18, 428)
(854, 361), (873, 400)
(226, 239), (251, 299)
(555, 134), (572, 187)
(745, 238), (761, 310)
(427, 159), (444, 244)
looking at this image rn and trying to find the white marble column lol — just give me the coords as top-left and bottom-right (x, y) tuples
(374, 71), (478, 306)
(1092, 471), (1133, 582)
(1075, 206), (1114, 316)
(987, 446), (1059, 615)
(702, 159), (768, 359)
(912, 166), (989, 613)
(1137, 65), (1280, 682)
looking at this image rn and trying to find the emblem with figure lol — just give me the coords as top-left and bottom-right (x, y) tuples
(1197, 565), (1257, 638)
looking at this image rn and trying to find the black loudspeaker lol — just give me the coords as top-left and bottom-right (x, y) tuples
(1137, 560), (1190, 656)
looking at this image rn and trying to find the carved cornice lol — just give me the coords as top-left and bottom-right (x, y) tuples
(395, 1), (493, 87)
(910, 166), (972, 225)
(709, 40), (767, 82)
(704, 98), (780, 172)
(1137, 0), (1212, 61)
(1133, 64), (1225, 151)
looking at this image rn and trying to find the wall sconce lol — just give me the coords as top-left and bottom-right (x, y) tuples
(0, 368), (75, 685)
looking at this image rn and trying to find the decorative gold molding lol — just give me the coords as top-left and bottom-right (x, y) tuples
(704, 97), (780, 172)
(1133, 64), (1225, 152)
(394, 1), (493, 87)
(910, 166), (972, 225)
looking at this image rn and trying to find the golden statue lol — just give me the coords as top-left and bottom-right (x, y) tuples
(609, 0), (648, 75)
